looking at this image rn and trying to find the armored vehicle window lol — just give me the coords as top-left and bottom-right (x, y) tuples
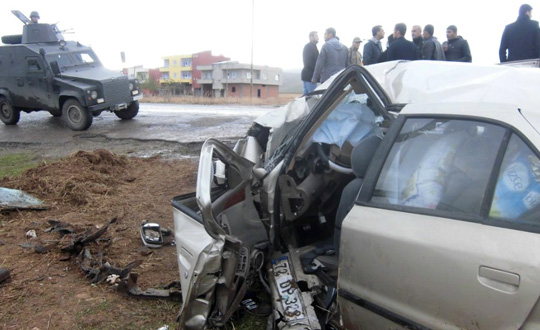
(46, 54), (73, 69)
(27, 58), (42, 71)
(72, 52), (97, 65)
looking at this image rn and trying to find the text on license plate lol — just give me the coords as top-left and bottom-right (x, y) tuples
(272, 256), (306, 322)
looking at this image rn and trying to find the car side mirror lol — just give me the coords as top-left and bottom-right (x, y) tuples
(50, 61), (61, 76)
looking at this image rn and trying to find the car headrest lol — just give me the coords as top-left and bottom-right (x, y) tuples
(351, 135), (382, 178)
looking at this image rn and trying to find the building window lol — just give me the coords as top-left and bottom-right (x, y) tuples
(164, 59), (170, 68)
(173, 73), (177, 78)
(247, 72), (251, 79)
(182, 59), (192, 67)
(161, 72), (170, 80)
(232, 87), (236, 93)
(262, 73), (268, 80)
(173, 60), (177, 66)
(230, 71), (237, 79)
(275, 74), (280, 81)
(204, 72), (212, 79)
(182, 71), (192, 79)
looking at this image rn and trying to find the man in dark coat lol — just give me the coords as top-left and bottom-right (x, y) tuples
(363, 25), (385, 65)
(301, 31), (319, 95)
(499, 4), (540, 62)
(411, 25), (424, 60)
(387, 23), (417, 61)
(443, 25), (472, 62)
(422, 24), (445, 60)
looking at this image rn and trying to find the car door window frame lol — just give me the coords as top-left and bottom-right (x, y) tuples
(357, 114), (540, 234)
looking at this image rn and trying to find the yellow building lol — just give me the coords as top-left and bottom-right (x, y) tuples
(159, 54), (193, 84)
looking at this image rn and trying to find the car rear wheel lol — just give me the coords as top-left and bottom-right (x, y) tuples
(62, 99), (92, 131)
(114, 101), (139, 120)
(0, 97), (21, 125)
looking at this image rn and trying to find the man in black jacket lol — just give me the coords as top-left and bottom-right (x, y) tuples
(301, 31), (319, 95)
(422, 24), (445, 60)
(411, 25), (424, 60)
(443, 25), (472, 62)
(363, 25), (385, 65)
(499, 4), (540, 62)
(387, 23), (417, 61)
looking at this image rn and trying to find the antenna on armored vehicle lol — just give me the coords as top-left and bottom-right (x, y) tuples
(11, 10), (30, 25)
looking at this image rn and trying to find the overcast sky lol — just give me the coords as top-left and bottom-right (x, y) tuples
(1, 1), (535, 71)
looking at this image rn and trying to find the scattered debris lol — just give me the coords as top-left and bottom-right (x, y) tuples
(140, 220), (174, 248)
(0, 187), (47, 211)
(140, 221), (164, 248)
(25, 229), (37, 239)
(137, 246), (154, 256)
(0, 267), (11, 285)
(107, 274), (120, 284)
(118, 273), (182, 301)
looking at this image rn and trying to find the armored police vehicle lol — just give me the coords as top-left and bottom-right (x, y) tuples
(0, 11), (142, 130)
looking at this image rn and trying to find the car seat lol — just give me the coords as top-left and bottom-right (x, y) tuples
(334, 135), (382, 256)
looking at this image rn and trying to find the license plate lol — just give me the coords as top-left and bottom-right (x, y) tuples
(272, 256), (306, 322)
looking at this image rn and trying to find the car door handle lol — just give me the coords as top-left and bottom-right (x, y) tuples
(478, 266), (520, 293)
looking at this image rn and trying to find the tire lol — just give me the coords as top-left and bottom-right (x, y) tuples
(0, 97), (21, 125)
(48, 109), (62, 117)
(114, 101), (139, 120)
(62, 99), (92, 131)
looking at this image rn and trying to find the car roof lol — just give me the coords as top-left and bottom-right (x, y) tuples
(365, 60), (540, 110)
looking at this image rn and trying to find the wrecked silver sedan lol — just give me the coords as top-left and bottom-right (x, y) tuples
(172, 61), (540, 329)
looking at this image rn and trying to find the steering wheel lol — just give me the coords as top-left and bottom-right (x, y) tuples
(316, 143), (354, 175)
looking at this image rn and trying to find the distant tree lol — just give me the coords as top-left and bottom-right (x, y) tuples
(141, 78), (159, 95)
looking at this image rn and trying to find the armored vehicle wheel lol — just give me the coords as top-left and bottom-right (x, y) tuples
(0, 97), (21, 125)
(114, 101), (139, 120)
(62, 99), (92, 131)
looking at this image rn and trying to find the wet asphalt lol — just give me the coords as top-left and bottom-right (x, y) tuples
(0, 103), (273, 145)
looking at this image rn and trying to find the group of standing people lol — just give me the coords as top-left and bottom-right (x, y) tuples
(301, 23), (471, 94)
(302, 3), (540, 95)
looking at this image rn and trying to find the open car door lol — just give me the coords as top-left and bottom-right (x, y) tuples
(173, 139), (268, 329)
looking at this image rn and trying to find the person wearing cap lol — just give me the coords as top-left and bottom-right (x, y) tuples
(29, 11), (40, 24)
(348, 37), (363, 66)
(499, 4), (540, 62)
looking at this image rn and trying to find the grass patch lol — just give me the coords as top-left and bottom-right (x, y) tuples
(0, 153), (40, 178)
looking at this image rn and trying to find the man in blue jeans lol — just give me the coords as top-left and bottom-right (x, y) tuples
(301, 31), (319, 95)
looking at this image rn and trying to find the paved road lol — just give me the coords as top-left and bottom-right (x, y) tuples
(0, 103), (275, 159)
(0, 103), (273, 143)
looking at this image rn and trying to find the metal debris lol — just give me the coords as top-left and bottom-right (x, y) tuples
(0, 187), (47, 211)
(0, 267), (11, 285)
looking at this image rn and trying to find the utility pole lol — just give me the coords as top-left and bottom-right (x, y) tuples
(250, 0), (254, 102)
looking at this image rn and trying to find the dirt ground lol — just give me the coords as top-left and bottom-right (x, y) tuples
(0, 147), (200, 329)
